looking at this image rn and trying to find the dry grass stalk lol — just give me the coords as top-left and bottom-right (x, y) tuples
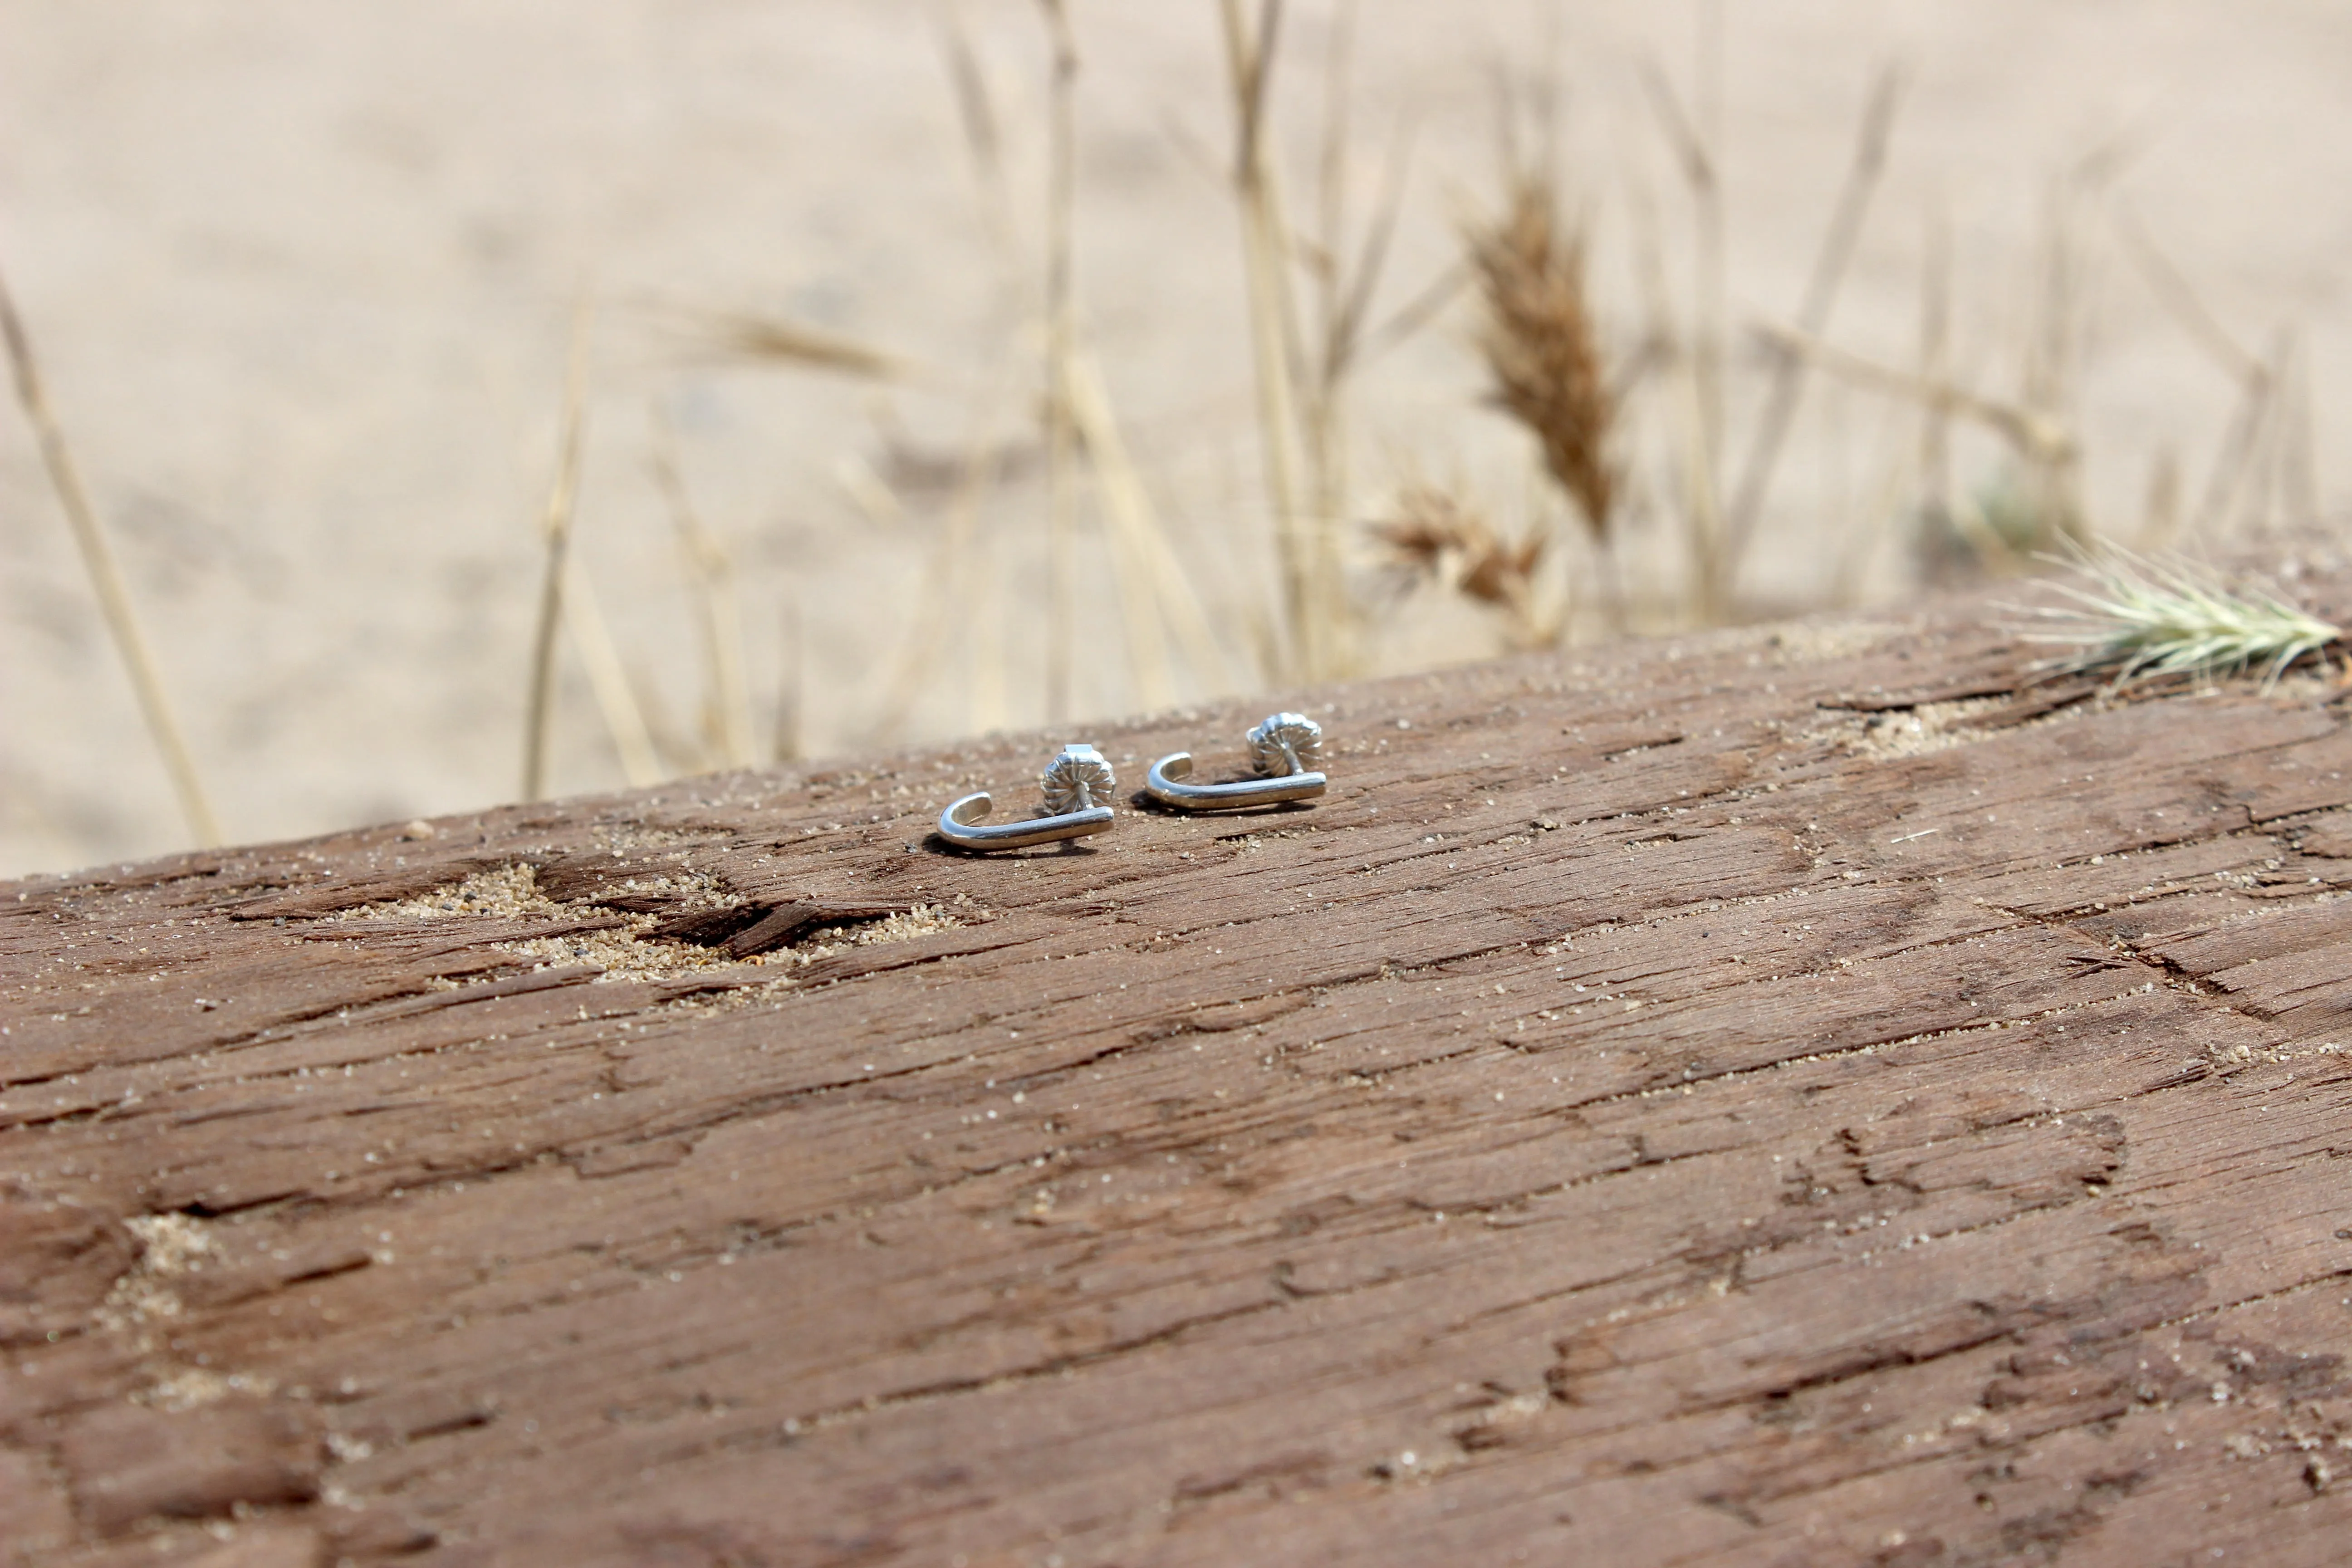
(1, 262), (221, 846)
(2112, 203), (2265, 388)
(1622, 172), (1716, 627)
(866, 466), (984, 743)
(2236, 328), (2293, 536)
(520, 299), (593, 802)
(1916, 195), (1955, 544)
(1075, 383), (1175, 710)
(1351, 257), (1465, 367)
(1694, 0), (1726, 482)
(936, 1), (1019, 269)
(929, 1), (1024, 736)
(2192, 353), (2277, 540)
(832, 450), (908, 528)
(559, 557), (664, 788)
(1720, 65), (1902, 595)
(1297, 3), (1363, 678)
(1829, 433), (1919, 607)
(1466, 176), (1617, 543)
(2005, 182), (2097, 548)
(2141, 442), (2183, 546)
(1038, 0), (1079, 724)
(867, 371), (1016, 743)
(648, 304), (905, 382)
(1309, 3), (1357, 402)
(1219, 0), (1323, 681)
(964, 544), (1009, 735)
(1067, 350), (1231, 700)
(1294, 2), (1427, 681)
(859, 2), (1042, 744)
(1759, 322), (2076, 475)
(650, 412), (755, 769)
(1190, 0), (1420, 688)
(773, 587), (803, 763)
(2283, 332), (2320, 529)
(1372, 484), (1548, 648)
(1637, 47), (1725, 569)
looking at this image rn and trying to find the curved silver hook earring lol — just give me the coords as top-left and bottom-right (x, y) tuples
(1146, 712), (1327, 811)
(937, 743), (1117, 851)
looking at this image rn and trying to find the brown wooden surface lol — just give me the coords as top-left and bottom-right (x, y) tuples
(7, 578), (2352, 1566)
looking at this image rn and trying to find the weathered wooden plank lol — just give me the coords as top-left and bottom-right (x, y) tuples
(5, 582), (2352, 1566)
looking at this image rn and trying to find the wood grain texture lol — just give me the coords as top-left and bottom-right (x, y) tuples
(6, 580), (2352, 1567)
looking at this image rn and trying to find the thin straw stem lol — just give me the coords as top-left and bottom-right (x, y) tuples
(868, 374), (1010, 743)
(1039, 0), (1079, 725)
(1917, 195), (1953, 534)
(1068, 349), (1231, 695)
(968, 543), (1009, 735)
(1720, 64), (1902, 586)
(1757, 321), (2075, 470)
(1692, 4), (1727, 557)
(560, 557), (663, 788)
(521, 299), (593, 802)
(0, 259), (219, 846)
(2190, 353), (2274, 541)
(1635, 58), (1722, 622)
(2237, 328), (2292, 537)
(938, 1), (1020, 270)
(1305, 0), (1356, 673)
(773, 588), (804, 764)
(1623, 172), (1699, 632)
(650, 410), (755, 769)
(1220, 0), (1317, 680)
(2112, 203), (2264, 387)
(2284, 332), (2320, 529)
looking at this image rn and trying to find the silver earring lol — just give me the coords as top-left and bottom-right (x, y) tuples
(937, 743), (1117, 851)
(1146, 712), (1326, 811)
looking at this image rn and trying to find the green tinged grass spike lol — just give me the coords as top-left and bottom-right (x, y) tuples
(2017, 545), (2341, 689)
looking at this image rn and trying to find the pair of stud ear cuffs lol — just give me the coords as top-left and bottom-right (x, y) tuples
(936, 713), (1327, 852)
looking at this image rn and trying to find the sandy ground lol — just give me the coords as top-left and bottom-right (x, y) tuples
(4, 0), (2350, 878)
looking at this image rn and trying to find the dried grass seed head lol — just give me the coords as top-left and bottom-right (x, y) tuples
(1467, 176), (1617, 540)
(1371, 485), (1540, 610)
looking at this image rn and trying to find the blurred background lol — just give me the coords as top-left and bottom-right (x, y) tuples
(3, 0), (2349, 879)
